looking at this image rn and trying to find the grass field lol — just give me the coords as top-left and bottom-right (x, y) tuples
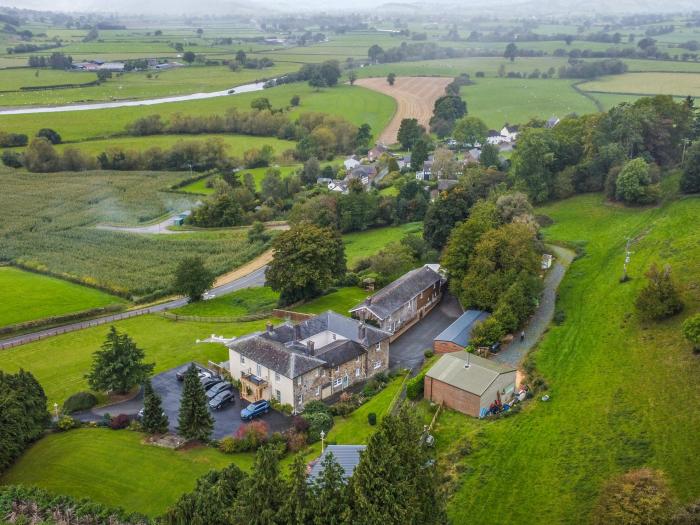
(293, 287), (368, 316)
(172, 286), (279, 317)
(0, 68), (95, 91)
(579, 72), (700, 98)
(443, 192), (700, 524)
(0, 429), (251, 516)
(0, 267), (125, 329)
(343, 222), (423, 267)
(0, 83), (396, 143)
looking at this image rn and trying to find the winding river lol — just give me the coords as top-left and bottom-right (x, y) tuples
(0, 80), (268, 115)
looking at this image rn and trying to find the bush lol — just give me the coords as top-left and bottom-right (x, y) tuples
(368, 412), (377, 426)
(406, 370), (428, 400)
(232, 420), (269, 451)
(553, 309), (566, 325)
(285, 429), (307, 452)
(635, 264), (684, 321)
(1, 150), (23, 168)
(292, 415), (310, 433)
(303, 399), (331, 416)
(302, 411), (333, 443)
(56, 415), (78, 431)
(62, 391), (98, 414)
(110, 414), (130, 430)
(423, 349), (434, 358)
(219, 436), (237, 454)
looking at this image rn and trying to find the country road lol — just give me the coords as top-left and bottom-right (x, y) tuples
(0, 265), (267, 350)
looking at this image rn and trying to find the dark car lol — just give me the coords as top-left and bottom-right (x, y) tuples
(240, 399), (270, 420)
(202, 377), (223, 391)
(206, 381), (233, 399)
(209, 390), (235, 410)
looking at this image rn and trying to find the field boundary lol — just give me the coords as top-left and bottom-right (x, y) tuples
(0, 304), (125, 337)
(157, 311), (272, 323)
(571, 81), (604, 112)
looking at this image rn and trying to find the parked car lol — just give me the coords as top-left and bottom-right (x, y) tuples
(202, 377), (223, 391)
(136, 408), (166, 420)
(209, 390), (235, 410)
(176, 365), (213, 382)
(206, 381), (233, 399)
(240, 400), (270, 420)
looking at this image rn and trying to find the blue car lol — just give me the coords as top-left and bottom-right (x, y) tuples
(240, 400), (270, 420)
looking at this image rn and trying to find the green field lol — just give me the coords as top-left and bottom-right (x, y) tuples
(293, 287), (369, 316)
(0, 68), (95, 91)
(0, 429), (250, 516)
(172, 286), (279, 317)
(0, 83), (396, 143)
(443, 193), (700, 524)
(580, 72), (700, 98)
(343, 222), (423, 267)
(0, 266), (124, 329)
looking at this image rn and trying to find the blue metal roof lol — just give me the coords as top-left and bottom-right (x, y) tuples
(308, 445), (366, 482)
(434, 310), (490, 347)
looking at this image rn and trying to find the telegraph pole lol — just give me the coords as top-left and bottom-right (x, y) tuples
(621, 238), (632, 282)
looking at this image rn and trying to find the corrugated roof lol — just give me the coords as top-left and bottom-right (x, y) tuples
(434, 310), (490, 348)
(308, 445), (366, 481)
(425, 352), (516, 396)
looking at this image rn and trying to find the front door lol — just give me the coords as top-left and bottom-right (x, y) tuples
(343, 374), (349, 388)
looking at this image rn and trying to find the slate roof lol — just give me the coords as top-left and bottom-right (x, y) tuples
(308, 445), (366, 481)
(315, 339), (366, 367)
(434, 310), (490, 348)
(426, 352), (516, 396)
(350, 265), (443, 321)
(437, 179), (459, 191)
(229, 334), (325, 379)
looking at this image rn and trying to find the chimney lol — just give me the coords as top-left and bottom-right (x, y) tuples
(266, 322), (273, 334)
(307, 340), (315, 355)
(367, 296), (372, 306)
(294, 324), (301, 341)
(358, 322), (366, 342)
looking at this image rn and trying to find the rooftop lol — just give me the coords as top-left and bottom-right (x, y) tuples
(425, 352), (516, 396)
(308, 445), (366, 481)
(434, 310), (490, 348)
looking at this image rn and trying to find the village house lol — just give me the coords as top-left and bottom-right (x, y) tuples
(367, 144), (388, 162)
(546, 116), (561, 128)
(343, 156), (361, 171)
(327, 180), (349, 194)
(348, 165), (377, 186)
(433, 310), (490, 354)
(415, 156), (434, 181)
(486, 129), (504, 145)
(500, 124), (519, 142)
(424, 352), (517, 417)
(227, 311), (390, 412)
(350, 264), (445, 341)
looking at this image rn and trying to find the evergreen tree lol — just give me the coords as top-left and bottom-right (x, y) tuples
(635, 264), (684, 321)
(177, 364), (213, 441)
(680, 141), (700, 194)
(233, 446), (285, 525)
(86, 327), (154, 395)
(141, 378), (169, 434)
(410, 139), (430, 172)
(312, 452), (349, 525)
(281, 455), (313, 525)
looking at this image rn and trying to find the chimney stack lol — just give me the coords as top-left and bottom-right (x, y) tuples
(294, 324), (301, 341)
(306, 340), (315, 355)
(358, 322), (366, 342)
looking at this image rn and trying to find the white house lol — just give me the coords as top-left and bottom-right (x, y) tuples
(328, 180), (349, 194)
(500, 125), (519, 142)
(344, 156), (361, 171)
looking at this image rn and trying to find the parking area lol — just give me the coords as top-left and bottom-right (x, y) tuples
(77, 363), (291, 440)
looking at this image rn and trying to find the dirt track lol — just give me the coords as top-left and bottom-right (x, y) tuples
(355, 76), (452, 145)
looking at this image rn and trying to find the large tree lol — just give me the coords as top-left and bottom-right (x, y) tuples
(680, 141), (700, 194)
(177, 364), (213, 442)
(141, 378), (169, 434)
(86, 327), (154, 395)
(453, 115), (488, 147)
(423, 185), (475, 249)
(504, 42), (518, 61)
(281, 455), (312, 525)
(312, 452), (350, 525)
(397, 118), (424, 150)
(172, 256), (215, 301)
(23, 137), (60, 172)
(265, 223), (346, 305)
(233, 446), (285, 525)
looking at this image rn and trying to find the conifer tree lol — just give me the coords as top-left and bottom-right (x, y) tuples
(312, 452), (349, 525)
(141, 378), (169, 434)
(282, 455), (313, 525)
(234, 446), (284, 525)
(177, 364), (213, 441)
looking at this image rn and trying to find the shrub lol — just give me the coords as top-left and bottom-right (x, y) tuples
(368, 412), (377, 426)
(362, 378), (382, 398)
(233, 420), (269, 451)
(406, 370), (428, 400)
(62, 391), (98, 414)
(553, 309), (566, 325)
(635, 264), (684, 321)
(302, 411), (333, 443)
(97, 413), (111, 427)
(424, 349), (434, 358)
(292, 415), (310, 433)
(219, 436), (237, 454)
(1, 150), (23, 168)
(110, 414), (130, 430)
(303, 399), (331, 416)
(682, 314), (700, 353)
(56, 415), (78, 431)
(285, 429), (307, 452)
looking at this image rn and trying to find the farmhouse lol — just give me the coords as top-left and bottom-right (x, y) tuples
(424, 352), (516, 417)
(433, 310), (490, 354)
(348, 165), (377, 186)
(227, 311), (390, 412)
(486, 129), (504, 145)
(308, 445), (366, 481)
(350, 264), (444, 340)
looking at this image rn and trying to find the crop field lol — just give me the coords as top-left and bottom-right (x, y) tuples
(0, 64), (299, 107)
(442, 193), (700, 524)
(0, 83), (396, 143)
(355, 76), (452, 144)
(0, 267), (125, 329)
(0, 168), (267, 298)
(579, 72), (700, 98)
(51, 134), (295, 157)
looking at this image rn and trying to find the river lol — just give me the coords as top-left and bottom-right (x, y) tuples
(0, 80), (268, 116)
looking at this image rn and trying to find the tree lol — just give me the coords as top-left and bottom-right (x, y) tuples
(410, 139), (430, 172)
(86, 327), (154, 395)
(682, 314), (700, 352)
(480, 142), (500, 168)
(423, 185), (476, 249)
(281, 455), (312, 525)
(233, 446), (284, 525)
(177, 364), (213, 442)
(23, 137), (60, 172)
(431, 147), (459, 179)
(387, 72), (396, 86)
(290, 95), (300, 107)
(368, 44), (384, 63)
(309, 70), (327, 91)
(301, 156), (321, 186)
(96, 70), (112, 82)
(504, 42), (518, 62)
(172, 256), (215, 301)
(593, 469), (674, 525)
(680, 141), (700, 193)
(265, 224), (346, 305)
(348, 70), (357, 85)
(235, 50), (247, 63)
(251, 97), (272, 111)
(397, 118), (424, 150)
(182, 51), (196, 63)
(453, 116), (488, 146)
(248, 221), (271, 244)
(36, 128), (61, 145)
(141, 378), (169, 434)
(312, 452), (349, 525)
(355, 123), (372, 149)
(635, 263), (684, 321)
(615, 157), (659, 204)
(510, 127), (559, 203)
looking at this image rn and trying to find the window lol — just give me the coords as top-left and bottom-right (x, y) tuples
(335, 365), (340, 373)
(356, 356), (360, 363)
(297, 394), (303, 405)
(256, 364), (262, 377)
(275, 390), (281, 402)
(333, 377), (343, 388)
(275, 372), (280, 382)
(316, 369), (320, 377)
(316, 386), (321, 396)
(240, 355), (245, 364)
(375, 343), (382, 351)
(373, 360), (382, 370)
(297, 376), (302, 386)
(355, 368), (361, 377)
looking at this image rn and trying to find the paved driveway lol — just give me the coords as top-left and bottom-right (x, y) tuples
(389, 293), (463, 373)
(76, 363), (290, 440)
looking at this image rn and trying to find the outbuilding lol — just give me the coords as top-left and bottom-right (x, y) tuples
(424, 352), (516, 417)
(308, 445), (366, 482)
(433, 310), (490, 354)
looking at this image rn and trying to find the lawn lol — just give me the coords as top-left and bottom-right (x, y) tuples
(0, 428), (253, 516)
(343, 222), (423, 267)
(0, 313), (272, 406)
(443, 193), (700, 524)
(579, 72), (700, 98)
(0, 266), (124, 329)
(293, 287), (369, 316)
(172, 286), (279, 317)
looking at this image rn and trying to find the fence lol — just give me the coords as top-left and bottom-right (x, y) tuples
(271, 309), (314, 323)
(158, 311), (272, 323)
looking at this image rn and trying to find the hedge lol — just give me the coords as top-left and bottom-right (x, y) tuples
(406, 369), (428, 400)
